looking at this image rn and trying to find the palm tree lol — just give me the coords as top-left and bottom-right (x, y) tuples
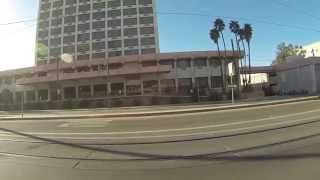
(210, 28), (225, 90)
(238, 28), (248, 86)
(214, 18), (227, 58)
(210, 28), (221, 56)
(229, 21), (242, 77)
(243, 24), (253, 84)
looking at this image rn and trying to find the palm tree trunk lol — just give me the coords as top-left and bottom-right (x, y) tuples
(216, 42), (225, 92)
(241, 40), (247, 87)
(247, 42), (252, 84)
(235, 36), (243, 76)
(220, 32), (227, 58)
(220, 32), (227, 93)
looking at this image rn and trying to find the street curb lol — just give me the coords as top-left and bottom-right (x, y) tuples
(0, 96), (319, 121)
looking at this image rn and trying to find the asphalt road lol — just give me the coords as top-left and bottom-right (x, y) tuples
(0, 100), (320, 179)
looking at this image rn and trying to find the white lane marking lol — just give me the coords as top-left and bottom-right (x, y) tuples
(58, 120), (112, 128)
(41, 115), (320, 140)
(17, 108), (320, 136)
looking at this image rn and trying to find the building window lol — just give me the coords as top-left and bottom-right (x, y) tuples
(178, 78), (193, 95)
(123, 0), (137, 6)
(79, 85), (91, 99)
(38, 89), (49, 101)
(92, 52), (106, 59)
(211, 76), (223, 88)
(141, 48), (156, 54)
(140, 17), (153, 24)
(141, 37), (155, 46)
(108, 40), (122, 48)
(139, 0), (153, 5)
(140, 27), (154, 35)
(124, 28), (138, 37)
(64, 87), (76, 99)
(108, 51), (122, 57)
(92, 31), (105, 40)
(161, 79), (176, 95)
(123, 8), (137, 16)
(194, 58), (208, 68)
(177, 59), (191, 70)
(93, 12), (106, 20)
(139, 7), (153, 15)
(108, 10), (121, 18)
(124, 38), (138, 47)
(143, 80), (158, 95)
(108, 1), (121, 8)
(26, 90), (36, 102)
(77, 33), (90, 42)
(92, 42), (106, 50)
(108, 19), (121, 27)
(108, 29), (121, 38)
(78, 14), (90, 22)
(93, 2), (105, 11)
(78, 23), (90, 32)
(124, 49), (139, 55)
(94, 84), (107, 97)
(124, 18), (137, 26)
(93, 21), (105, 29)
(159, 59), (174, 68)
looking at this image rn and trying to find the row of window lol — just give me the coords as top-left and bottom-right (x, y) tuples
(41, 0), (153, 11)
(18, 76), (222, 102)
(38, 26), (155, 39)
(39, 16), (153, 30)
(39, 6), (154, 21)
(36, 48), (156, 63)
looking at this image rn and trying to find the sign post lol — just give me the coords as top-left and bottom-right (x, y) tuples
(228, 63), (235, 104)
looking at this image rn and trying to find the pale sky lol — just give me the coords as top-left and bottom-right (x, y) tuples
(1, 0), (320, 71)
(0, 0), (38, 71)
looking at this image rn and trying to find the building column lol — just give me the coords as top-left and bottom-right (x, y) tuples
(107, 82), (111, 96)
(23, 91), (27, 104)
(90, 84), (94, 97)
(75, 86), (79, 100)
(124, 81), (127, 96)
(221, 59), (226, 93)
(35, 89), (39, 103)
(141, 79), (144, 96)
(158, 79), (162, 95)
(48, 88), (51, 101)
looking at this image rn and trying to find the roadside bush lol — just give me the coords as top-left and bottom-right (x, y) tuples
(78, 100), (90, 108)
(62, 101), (74, 109)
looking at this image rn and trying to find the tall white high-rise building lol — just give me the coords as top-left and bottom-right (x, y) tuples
(36, 0), (160, 65)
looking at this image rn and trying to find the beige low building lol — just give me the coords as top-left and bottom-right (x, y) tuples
(0, 51), (242, 109)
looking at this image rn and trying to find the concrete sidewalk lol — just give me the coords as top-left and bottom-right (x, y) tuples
(0, 96), (318, 121)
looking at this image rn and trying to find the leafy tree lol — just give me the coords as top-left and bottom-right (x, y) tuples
(274, 43), (306, 64)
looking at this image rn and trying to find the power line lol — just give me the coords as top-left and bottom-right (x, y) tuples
(0, 11), (319, 33)
(271, 0), (320, 22)
(156, 11), (320, 33)
(0, 19), (36, 26)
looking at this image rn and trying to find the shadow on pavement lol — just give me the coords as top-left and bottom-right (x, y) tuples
(1, 127), (320, 162)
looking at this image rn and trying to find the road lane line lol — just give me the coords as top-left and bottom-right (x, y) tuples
(16, 108), (320, 136)
(17, 115), (320, 140)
